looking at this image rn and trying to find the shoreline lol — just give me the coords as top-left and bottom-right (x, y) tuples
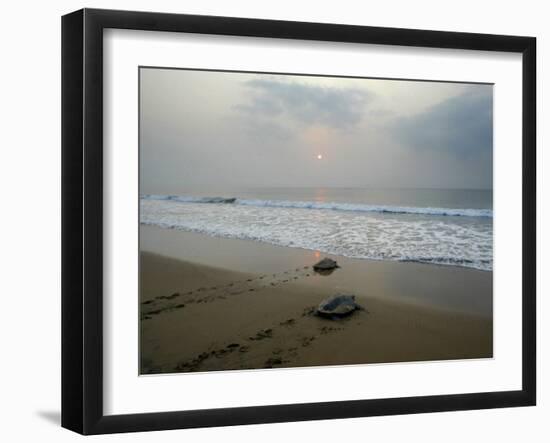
(140, 226), (493, 374)
(140, 222), (493, 273)
(140, 224), (493, 317)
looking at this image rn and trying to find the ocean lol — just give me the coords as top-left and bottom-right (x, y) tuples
(140, 187), (493, 271)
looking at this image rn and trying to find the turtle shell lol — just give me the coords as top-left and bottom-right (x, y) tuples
(317, 294), (359, 318)
(313, 258), (339, 271)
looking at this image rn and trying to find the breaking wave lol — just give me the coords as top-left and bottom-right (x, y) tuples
(140, 196), (493, 271)
(141, 194), (492, 218)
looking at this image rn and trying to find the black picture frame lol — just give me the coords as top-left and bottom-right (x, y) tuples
(61, 8), (536, 435)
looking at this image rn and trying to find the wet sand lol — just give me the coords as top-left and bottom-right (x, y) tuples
(140, 226), (493, 374)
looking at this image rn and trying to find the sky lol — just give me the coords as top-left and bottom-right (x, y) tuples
(140, 68), (493, 194)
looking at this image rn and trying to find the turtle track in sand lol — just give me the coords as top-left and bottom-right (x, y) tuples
(168, 304), (366, 373)
(140, 265), (318, 320)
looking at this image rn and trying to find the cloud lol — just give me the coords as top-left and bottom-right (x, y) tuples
(241, 118), (293, 141)
(391, 87), (493, 159)
(236, 78), (371, 130)
(140, 68), (494, 191)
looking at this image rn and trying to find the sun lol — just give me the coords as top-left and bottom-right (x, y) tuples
(317, 154), (323, 160)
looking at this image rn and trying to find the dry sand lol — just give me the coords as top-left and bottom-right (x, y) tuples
(140, 235), (493, 374)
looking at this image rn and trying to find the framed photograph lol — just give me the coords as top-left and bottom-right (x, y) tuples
(61, 8), (536, 435)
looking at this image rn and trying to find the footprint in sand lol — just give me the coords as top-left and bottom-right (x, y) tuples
(264, 357), (285, 368)
(175, 342), (251, 372)
(319, 325), (343, 335)
(144, 264), (322, 319)
(301, 306), (316, 317)
(248, 328), (273, 341)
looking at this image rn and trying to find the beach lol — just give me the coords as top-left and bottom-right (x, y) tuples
(137, 70), (494, 375)
(140, 225), (493, 374)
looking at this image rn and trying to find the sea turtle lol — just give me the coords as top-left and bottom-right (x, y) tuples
(316, 294), (360, 318)
(313, 257), (339, 272)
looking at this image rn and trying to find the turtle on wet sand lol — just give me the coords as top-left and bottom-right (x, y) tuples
(316, 294), (361, 319)
(313, 257), (339, 272)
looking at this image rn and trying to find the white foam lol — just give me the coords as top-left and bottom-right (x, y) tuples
(141, 194), (493, 218)
(140, 198), (493, 271)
